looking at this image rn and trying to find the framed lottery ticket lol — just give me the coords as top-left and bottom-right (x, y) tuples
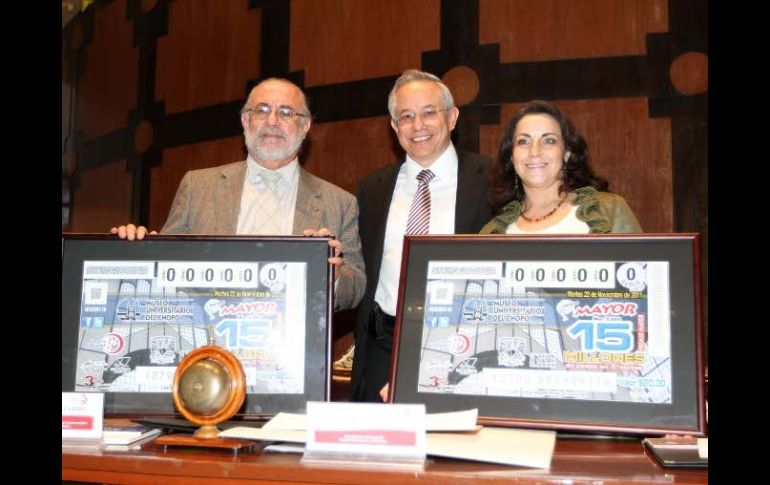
(61, 234), (333, 418)
(390, 234), (706, 436)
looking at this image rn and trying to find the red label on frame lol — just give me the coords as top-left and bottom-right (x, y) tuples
(62, 415), (94, 430)
(314, 430), (416, 446)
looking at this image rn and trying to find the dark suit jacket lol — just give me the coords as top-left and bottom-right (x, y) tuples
(349, 150), (494, 400)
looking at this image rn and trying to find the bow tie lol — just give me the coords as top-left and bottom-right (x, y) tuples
(248, 165), (282, 189)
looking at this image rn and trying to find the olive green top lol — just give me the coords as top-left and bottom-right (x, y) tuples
(480, 186), (642, 234)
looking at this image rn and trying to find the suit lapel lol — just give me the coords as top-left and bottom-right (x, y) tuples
(215, 161), (246, 234)
(368, 163), (401, 273)
(292, 168), (322, 235)
(372, 165), (400, 232)
(454, 152), (487, 233)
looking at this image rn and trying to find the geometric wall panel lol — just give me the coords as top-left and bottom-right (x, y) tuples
(480, 0), (668, 62)
(156, 0), (261, 114)
(291, 0), (440, 87)
(76, 0), (138, 141)
(70, 159), (133, 232)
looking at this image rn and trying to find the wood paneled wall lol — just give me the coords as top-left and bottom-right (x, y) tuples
(62, 0), (708, 356)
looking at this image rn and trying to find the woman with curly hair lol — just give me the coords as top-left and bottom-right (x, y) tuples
(481, 100), (641, 234)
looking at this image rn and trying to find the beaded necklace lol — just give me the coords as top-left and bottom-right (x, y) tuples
(519, 192), (567, 223)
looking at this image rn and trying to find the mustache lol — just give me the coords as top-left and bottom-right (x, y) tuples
(256, 127), (286, 139)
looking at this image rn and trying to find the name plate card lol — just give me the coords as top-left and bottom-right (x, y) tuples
(62, 392), (104, 440)
(303, 401), (426, 467)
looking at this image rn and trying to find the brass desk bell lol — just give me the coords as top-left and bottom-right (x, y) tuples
(155, 328), (255, 453)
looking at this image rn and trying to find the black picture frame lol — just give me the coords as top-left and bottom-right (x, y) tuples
(390, 234), (705, 436)
(62, 234), (333, 418)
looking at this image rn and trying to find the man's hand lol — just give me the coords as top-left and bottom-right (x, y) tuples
(303, 228), (343, 273)
(109, 224), (157, 241)
(379, 383), (389, 402)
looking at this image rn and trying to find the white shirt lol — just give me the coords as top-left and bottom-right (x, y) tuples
(506, 205), (590, 234)
(374, 144), (459, 316)
(236, 157), (300, 235)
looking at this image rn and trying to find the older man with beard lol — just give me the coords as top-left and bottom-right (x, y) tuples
(111, 78), (365, 311)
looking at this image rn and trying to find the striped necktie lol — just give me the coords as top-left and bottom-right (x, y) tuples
(405, 169), (435, 234)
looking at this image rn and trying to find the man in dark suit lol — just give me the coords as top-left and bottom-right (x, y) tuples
(350, 69), (494, 402)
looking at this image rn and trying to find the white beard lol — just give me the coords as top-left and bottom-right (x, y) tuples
(244, 126), (304, 161)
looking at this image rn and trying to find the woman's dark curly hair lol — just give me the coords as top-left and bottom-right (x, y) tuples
(489, 100), (608, 211)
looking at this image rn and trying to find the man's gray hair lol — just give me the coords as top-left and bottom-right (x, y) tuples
(387, 69), (455, 119)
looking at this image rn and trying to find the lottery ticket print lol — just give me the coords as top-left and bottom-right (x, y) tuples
(418, 260), (672, 404)
(75, 260), (307, 395)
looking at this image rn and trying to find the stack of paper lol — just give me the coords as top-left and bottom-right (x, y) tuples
(219, 408), (556, 469)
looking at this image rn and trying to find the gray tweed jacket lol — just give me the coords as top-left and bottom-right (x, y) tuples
(161, 160), (365, 311)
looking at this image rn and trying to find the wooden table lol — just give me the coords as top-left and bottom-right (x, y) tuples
(63, 437), (707, 484)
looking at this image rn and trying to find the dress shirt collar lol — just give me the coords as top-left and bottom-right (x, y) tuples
(404, 143), (458, 184)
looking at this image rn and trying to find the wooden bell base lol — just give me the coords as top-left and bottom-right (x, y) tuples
(155, 434), (259, 455)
